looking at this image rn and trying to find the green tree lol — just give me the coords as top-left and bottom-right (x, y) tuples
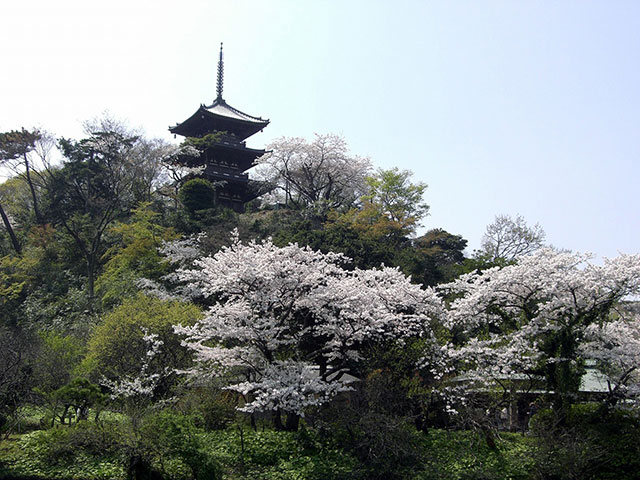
(0, 128), (46, 225)
(273, 218), (396, 270)
(96, 203), (177, 308)
(49, 378), (107, 424)
(34, 332), (84, 395)
(0, 224), (81, 327)
(82, 294), (201, 389)
(0, 176), (33, 236)
(406, 229), (468, 285)
(47, 119), (140, 300)
(361, 167), (429, 236)
(0, 191), (22, 255)
(0, 326), (37, 432)
(178, 178), (217, 215)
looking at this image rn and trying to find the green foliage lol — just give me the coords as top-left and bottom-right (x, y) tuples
(409, 229), (468, 285)
(22, 285), (100, 335)
(179, 178), (217, 215)
(47, 122), (143, 299)
(50, 379), (107, 423)
(177, 388), (238, 431)
(0, 224), (83, 327)
(0, 176), (34, 231)
(96, 203), (177, 308)
(0, 128), (45, 228)
(34, 331), (85, 394)
(183, 132), (224, 151)
(0, 255), (27, 326)
(530, 404), (640, 480)
(5, 424), (125, 479)
(0, 128), (42, 163)
(200, 427), (359, 479)
(81, 294), (201, 383)
(139, 410), (222, 480)
(417, 430), (535, 480)
(18, 416), (640, 480)
(362, 167), (429, 236)
(272, 219), (394, 270)
(273, 217), (468, 288)
(0, 327), (37, 433)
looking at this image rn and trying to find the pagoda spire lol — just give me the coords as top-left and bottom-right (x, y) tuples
(216, 42), (224, 101)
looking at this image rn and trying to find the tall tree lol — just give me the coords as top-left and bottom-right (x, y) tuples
(47, 119), (139, 300)
(0, 201), (20, 254)
(0, 128), (46, 225)
(331, 167), (429, 247)
(360, 167), (429, 237)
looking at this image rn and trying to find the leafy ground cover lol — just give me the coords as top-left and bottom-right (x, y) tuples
(0, 421), (538, 480)
(3, 407), (639, 480)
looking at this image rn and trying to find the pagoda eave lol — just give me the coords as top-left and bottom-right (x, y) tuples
(170, 105), (269, 140)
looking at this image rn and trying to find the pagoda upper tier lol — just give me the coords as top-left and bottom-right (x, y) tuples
(168, 43), (271, 212)
(169, 98), (269, 140)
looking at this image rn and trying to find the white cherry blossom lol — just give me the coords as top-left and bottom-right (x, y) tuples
(174, 233), (443, 415)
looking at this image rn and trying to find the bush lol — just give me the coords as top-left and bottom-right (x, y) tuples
(139, 410), (222, 480)
(174, 387), (238, 431)
(21, 422), (122, 467)
(530, 403), (640, 480)
(81, 293), (200, 386)
(179, 179), (216, 214)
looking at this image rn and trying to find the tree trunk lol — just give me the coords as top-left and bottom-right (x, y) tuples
(87, 259), (95, 302)
(272, 410), (285, 431)
(23, 155), (42, 224)
(284, 412), (299, 431)
(0, 202), (21, 254)
(481, 425), (498, 450)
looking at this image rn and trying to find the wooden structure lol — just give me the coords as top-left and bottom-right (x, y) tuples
(170, 44), (270, 211)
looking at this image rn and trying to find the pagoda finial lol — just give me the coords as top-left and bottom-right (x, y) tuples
(216, 42), (224, 101)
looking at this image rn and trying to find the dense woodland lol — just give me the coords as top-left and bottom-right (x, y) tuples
(1, 120), (640, 480)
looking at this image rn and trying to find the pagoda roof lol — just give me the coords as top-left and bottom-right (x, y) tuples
(204, 98), (267, 124)
(170, 44), (269, 141)
(170, 98), (269, 140)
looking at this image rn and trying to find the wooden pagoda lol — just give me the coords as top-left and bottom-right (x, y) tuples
(169, 44), (270, 212)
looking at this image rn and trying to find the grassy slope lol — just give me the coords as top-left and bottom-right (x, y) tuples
(0, 427), (537, 480)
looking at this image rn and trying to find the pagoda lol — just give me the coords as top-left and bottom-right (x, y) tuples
(169, 44), (270, 212)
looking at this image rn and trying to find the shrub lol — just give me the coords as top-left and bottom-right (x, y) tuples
(139, 410), (222, 480)
(530, 403), (640, 480)
(179, 179), (216, 214)
(81, 293), (200, 387)
(21, 422), (122, 467)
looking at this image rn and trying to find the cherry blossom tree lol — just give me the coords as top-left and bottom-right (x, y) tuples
(255, 134), (372, 214)
(478, 214), (546, 264)
(440, 248), (640, 417)
(173, 233), (442, 430)
(580, 317), (640, 409)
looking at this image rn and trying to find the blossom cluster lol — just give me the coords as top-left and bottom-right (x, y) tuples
(174, 232), (442, 414)
(163, 235), (640, 415)
(439, 248), (640, 400)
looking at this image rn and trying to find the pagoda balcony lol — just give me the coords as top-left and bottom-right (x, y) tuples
(204, 164), (249, 183)
(216, 133), (246, 148)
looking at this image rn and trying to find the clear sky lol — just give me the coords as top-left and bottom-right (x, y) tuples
(1, 0), (639, 258)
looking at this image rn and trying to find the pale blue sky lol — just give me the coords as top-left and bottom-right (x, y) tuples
(1, 1), (638, 258)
